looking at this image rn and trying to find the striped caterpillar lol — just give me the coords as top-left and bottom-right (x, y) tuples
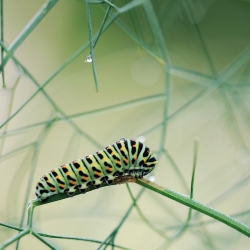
(35, 138), (157, 201)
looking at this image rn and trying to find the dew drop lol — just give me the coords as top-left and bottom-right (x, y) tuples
(148, 176), (155, 182)
(85, 54), (92, 63)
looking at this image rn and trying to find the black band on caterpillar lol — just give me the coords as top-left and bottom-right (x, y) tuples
(35, 138), (158, 201)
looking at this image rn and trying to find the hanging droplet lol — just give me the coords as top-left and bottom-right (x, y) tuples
(85, 54), (92, 63)
(148, 176), (155, 182)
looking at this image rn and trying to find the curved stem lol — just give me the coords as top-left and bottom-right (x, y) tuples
(136, 178), (250, 238)
(0, 228), (30, 250)
(28, 176), (250, 238)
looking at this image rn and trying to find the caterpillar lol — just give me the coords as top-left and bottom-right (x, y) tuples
(35, 138), (157, 201)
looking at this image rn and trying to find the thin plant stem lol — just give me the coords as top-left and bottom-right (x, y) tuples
(0, 93), (165, 139)
(136, 178), (250, 238)
(31, 231), (57, 250)
(0, 0), (59, 73)
(0, 228), (30, 250)
(163, 149), (189, 192)
(85, 0), (116, 61)
(86, 1), (99, 92)
(37, 232), (131, 250)
(0, 222), (23, 232)
(28, 176), (250, 239)
(170, 139), (199, 240)
(0, 75), (20, 156)
(96, 187), (145, 250)
(0, 0), (5, 88)
(126, 183), (170, 240)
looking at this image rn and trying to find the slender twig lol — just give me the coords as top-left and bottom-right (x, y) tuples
(85, 0), (116, 61)
(37, 232), (131, 250)
(170, 139), (199, 240)
(0, 0), (59, 73)
(0, 94), (165, 139)
(86, 1), (99, 92)
(0, 0), (5, 88)
(0, 75), (20, 157)
(15, 124), (53, 250)
(28, 175), (250, 238)
(136, 178), (250, 238)
(126, 184), (170, 240)
(0, 222), (23, 232)
(96, 187), (145, 250)
(0, 228), (30, 250)
(31, 231), (57, 250)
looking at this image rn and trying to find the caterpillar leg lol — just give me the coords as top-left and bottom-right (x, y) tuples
(129, 169), (144, 178)
(66, 189), (75, 197)
(137, 169), (144, 178)
(79, 188), (87, 194)
(40, 197), (48, 201)
(106, 179), (114, 185)
(78, 182), (91, 194)
(78, 184), (87, 194)
(115, 171), (124, 177)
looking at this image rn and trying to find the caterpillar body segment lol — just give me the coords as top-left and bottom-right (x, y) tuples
(82, 155), (106, 188)
(35, 138), (157, 201)
(71, 159), (92, 193)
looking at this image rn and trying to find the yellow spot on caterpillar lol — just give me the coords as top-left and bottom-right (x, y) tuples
(123, 158), (128, 163)
(59, 184), (65, 188)
(95, 172), (101, 177)
(107, 167), (112, 171)
(51, 187), (56, 191)
(82, 176), (88, 181)
(70, 180), (75, 185)
(115, 160), (120, 165)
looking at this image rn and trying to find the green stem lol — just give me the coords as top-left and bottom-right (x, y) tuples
(0, 0), (59, 73)
(170, 139), (199, 240)
(0, 222), (23, 232)
(27, 202), (35, 228)
(0, 93), (165, 139)
(190, 139), (199, 200)
(96, 187), (144, 250)
(126, 184), (169, 240)
(38, 232), (130, 250)
(85, 0), (116, 61)
(86, 1), (98, 92)
(0, 228), (30, 250)
(136, 178), (250, 238)
(27, 176), (250, 240)
(0, 0), (5, 88)
(31, 231), (57, 250)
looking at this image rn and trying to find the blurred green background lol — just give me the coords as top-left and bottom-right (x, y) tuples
(1, 0), (250, 249)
